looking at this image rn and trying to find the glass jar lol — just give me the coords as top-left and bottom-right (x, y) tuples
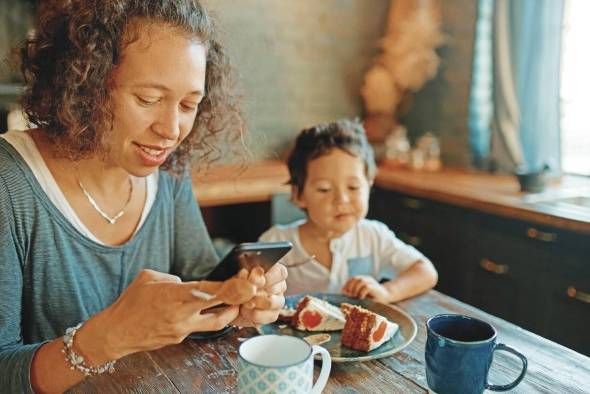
(416, 132), (441, 171)
(384, 125), (411, 166)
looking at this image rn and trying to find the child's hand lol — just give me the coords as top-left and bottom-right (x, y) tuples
(342, 275), (391, 304)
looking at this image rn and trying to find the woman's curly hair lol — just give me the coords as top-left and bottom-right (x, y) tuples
(19, 0), (245, 173)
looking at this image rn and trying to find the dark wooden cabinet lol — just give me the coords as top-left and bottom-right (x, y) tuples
(368, 188), (472, 301)
(459, 214), (550, 333)
(537, 250), (590, 355)
(369, 186), (590, 356)
(201, 202), (272, 243)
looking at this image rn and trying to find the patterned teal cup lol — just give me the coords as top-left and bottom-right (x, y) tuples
(238, 335), (331, 394)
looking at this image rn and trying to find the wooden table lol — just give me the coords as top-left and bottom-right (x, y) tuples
(70, 291), (590, 393)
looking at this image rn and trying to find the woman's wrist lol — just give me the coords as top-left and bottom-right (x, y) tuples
(63, 323), (116, 376)
(74, 311), (123, 364)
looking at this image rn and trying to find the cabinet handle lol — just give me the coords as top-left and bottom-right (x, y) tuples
(526, 227), (557, 242)
(400, 233), (422, 247)
(401, 197), (423, 210)
(479, 258), (509, 275)
(406, 235), (422, 247)
(567, 286), (590, 304)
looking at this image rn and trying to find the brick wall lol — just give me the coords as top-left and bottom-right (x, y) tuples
(0, 0), (34, 84)
(0, 0), (477, 166)
(206, 0), (477, 166)
(204, 0), (391, 159)
(402, 0), (478, 167)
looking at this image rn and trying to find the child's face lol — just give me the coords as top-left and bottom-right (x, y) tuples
(294, 148), (372, 237)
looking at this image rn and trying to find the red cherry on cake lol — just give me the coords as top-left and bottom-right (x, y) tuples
(292, 295), (346, 331)
(302, 311), (322, 329)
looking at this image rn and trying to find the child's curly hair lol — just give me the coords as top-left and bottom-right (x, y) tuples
(287, 118), (376, 196)
(19, 0), (245, 173)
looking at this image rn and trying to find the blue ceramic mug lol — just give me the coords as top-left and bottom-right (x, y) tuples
(425, 314), (527, 394)
(238, 335), (331, 394)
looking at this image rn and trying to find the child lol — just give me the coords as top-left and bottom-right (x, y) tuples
(259, 119), (438, 303)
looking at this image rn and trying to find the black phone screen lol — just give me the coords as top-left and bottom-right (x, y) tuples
(204, 241), (292, 281)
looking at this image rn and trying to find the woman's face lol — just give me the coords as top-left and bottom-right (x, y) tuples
(107, 22), (207, 177)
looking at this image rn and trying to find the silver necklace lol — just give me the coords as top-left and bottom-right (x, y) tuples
(78, 178), (134, 224)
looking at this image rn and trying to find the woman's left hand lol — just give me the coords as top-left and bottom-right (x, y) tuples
(231, 264), (288, 327)
(342, 275), (391, 303)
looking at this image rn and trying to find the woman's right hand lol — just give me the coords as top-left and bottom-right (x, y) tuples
(76, 269), (240, 364)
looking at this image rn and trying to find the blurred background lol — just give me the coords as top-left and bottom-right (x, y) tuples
(3, 0), (588, 176)
(1, 0), (475, 166)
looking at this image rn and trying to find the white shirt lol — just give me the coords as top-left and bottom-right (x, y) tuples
(1, 130), (158, 245)
(259, 218), (426, 295)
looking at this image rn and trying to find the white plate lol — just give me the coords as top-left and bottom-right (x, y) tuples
(257, 292), (418, 362)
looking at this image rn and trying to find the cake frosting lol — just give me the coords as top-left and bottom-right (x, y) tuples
(292, 295), (346, 331)
(340, 303), (399, 352)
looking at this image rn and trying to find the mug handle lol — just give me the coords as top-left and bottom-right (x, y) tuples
(485, 343), (528, 391)
(309, 345), (331, 394)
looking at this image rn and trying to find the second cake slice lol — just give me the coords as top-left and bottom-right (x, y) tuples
(340, 303), (399, 351)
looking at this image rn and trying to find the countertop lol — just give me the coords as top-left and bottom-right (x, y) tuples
(192, 160), (590, 234)
(192, 161), (290, 208)
(375, 166), (590, 234)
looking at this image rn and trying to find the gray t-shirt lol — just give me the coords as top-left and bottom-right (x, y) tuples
(0, 139), (218, 393)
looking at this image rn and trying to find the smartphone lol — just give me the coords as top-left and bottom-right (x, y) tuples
(205, 241), (293, 281)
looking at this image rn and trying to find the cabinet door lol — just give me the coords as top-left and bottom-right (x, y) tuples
(461, 212), (590, 347)
(460, 214), (549, 334)
(368, 188), (469, 299)
(462, 258), (537, 331)
(537, 251), (590, 356)
(201, 202), (271, 242)
(370, 187), (590, 355)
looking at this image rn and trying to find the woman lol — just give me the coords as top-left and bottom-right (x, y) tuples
(0, 1), (287, 393)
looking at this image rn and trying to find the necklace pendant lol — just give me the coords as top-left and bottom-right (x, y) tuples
(109, 210), (126, 224)
(78, 178), (133, 225)
(96, 208), (125, 225)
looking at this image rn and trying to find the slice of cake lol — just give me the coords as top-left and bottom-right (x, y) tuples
(291, 295), (346, 331)
(277, 307), (296, 324)
(340, 303), (399, 352)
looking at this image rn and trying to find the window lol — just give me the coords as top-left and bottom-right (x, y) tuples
(560, 0), (590, 176)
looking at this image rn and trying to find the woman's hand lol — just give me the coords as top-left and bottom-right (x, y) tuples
(231, 264), (288, 327)
(342, 275), (391, 303)
(208, 273), (258, 305)
(78, 269), (240, 363)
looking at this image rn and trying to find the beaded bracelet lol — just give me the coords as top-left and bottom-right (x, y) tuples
(62, 323), (117, 376)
